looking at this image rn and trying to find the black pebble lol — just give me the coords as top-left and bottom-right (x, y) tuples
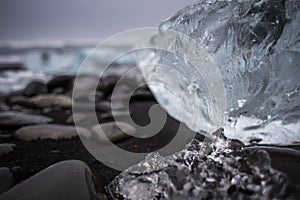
(23, 81), (48, 97)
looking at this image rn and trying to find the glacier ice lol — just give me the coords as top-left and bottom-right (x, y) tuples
(138, 0), (300, 145)
(107, 130), (288, 199)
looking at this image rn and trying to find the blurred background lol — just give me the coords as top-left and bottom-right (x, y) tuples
(0, 0), (195, 44)
(0, 0), (195, 94)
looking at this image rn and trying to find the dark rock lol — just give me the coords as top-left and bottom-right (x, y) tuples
(0, 168), (14, 195)
(0, 102), (9, 111)
(97, 75), (120, 96)
(47, 75), (74, 92)
(66, 113), (87, 124)
(73, 75), (99, 96)
(74, 92), (104, 103)
(91, 121), (136, 143)
(0, 160), (103, 200)
(100, 111), (129, 119)
(23, 81), (48, 97)
(106, 96), (127, 111)
(95, 101), (111, 113)
(73, 103), (96, 112)
(0, 112), (52, 127)
(10, 105), (37, 114)
(8, 96), (31, 107)
(43, 107), (70, 124)
(67, 113), (102, 127)
(14, 124), (91, 141)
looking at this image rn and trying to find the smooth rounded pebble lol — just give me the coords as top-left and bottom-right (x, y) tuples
(23, 81), (48, 97)
(0, 168), (14, 195)
(0, 160), (104, 200)
(14, 125), (91, 141)
(72, 75), (99, 96)
(0, 102), (9, 111)
(28, 94), (72, 108)
(101, 111), (129, 119)
(74, 92), (104, 103)
(0, 143), (16, 156)
(91, 121), (136, 142)
(95, 101), (111, 113)
(0, 112), (53, 126)
(9, 95), (72, 108)
(66, 113), (87, 124)
(47, 75), (74, 92)
(97, 75), (119, 95)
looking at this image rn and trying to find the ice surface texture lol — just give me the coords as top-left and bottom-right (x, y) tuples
(108, 130), (288, 199)
(138, 0), (300, 144)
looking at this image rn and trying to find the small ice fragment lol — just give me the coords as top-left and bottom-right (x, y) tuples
(237, 99), (246, 108)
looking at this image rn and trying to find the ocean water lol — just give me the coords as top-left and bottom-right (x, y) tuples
(0, 42), (135, 95)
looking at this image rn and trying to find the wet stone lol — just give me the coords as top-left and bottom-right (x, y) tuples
(28, 94), (72, 108)
(72, 75), (99, 96)
(14, 124), (91, 141)
(0, 143), (15, 156)
(97, 75), (120, 96)
(23, 81), (48, 97)
(0, 102), (9, 112)
(95, 101), (112, 113)
(8, 96), (30, 107)
(67, 113), (99, 127)
(42, 107), (70, 124)
(0, 112), (52, 127)
(74, 92), (104, 103)
(91, 121), (136, 142)
(66, 113), (87, 124)
(0, 168), (14, 195)
(10, 105), (37, 114)
(47, 75), (74, 92)
(73, 103), (96, 112)
(0, 160), (102, 200)
(101, 111), (129, 119)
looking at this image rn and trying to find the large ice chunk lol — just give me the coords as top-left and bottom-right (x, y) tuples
(138, 0), (300, 145)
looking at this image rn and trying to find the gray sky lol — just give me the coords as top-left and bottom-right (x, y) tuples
(0, 0), (196, 43)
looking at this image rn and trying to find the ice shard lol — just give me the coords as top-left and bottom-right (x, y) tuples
(108, 131), (288, 199)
